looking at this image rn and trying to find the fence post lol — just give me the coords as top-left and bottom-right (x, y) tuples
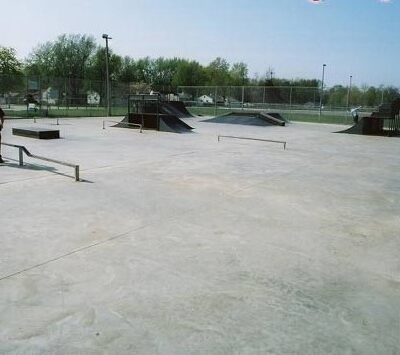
(214, 86), (217, 116)
(289, 87), (293, 110)
(241, 86), (245, 110)
(263, 86), (266, 106)
(18, 147), (24, 166)
(75, 166), (80, 182)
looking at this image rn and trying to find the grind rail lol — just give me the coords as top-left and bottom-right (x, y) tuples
(217, 135), (287, 150)
(1, 142), (80, 181)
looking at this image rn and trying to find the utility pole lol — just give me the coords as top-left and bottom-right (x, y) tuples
(102, 34), (112, 116)
(346, 75), (352, 110)
(319, 64), (327, 117)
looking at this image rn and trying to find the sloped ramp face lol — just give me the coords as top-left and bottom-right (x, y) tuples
(159, 115), (194, 133)
(265, 112), (288, 123)
(114, 114), (193, 133)
(161, 102), (193, 118)
(336, 120), (364, 135)
(202, 113), (273, 126)
(259, 112), (286, 126)
(336, 117), (394, 136)
(114, 113), (158, 129)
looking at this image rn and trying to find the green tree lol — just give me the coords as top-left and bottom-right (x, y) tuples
(0, 46), (23, 95)
(327, 85), (348, 107)
(118, 56), (138, 83)
(229, 62), (249, 86)
(363, 86), (378, 107)
(172, 60), (207, 87)
(86, 47), (122, 81)
(134, 57), (155, 84)
(206, 57), (230, 86)
(85, 47), (123, 102)
(26, 34), (96, 79)
(25, 34), (97, 103)
(151, 57), (183, 91)
(381, 86), (400, 104)
(348, 86), (363, 106)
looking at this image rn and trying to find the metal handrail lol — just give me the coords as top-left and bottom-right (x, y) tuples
(217, 135), (287, 150)
(102, 120), (143, 133)
(1, 142), (80, 181)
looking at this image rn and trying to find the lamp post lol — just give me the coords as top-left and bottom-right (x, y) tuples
(102, 34), (112, 116)
(346, 75), (352, 111)
(319, 64), (326, 117)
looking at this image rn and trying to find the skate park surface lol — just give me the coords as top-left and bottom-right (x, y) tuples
(0, 116), (399, 354)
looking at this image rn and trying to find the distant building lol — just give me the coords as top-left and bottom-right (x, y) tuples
(197, 95), (214, 104)
(225, 97), (242, 107)
(87, 91), (101, 105)
(41, 87), (59, 105)
(165, 93), (179, 101)
(178, 92), (192, 101)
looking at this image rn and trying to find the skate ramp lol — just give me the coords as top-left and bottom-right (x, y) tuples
(162, 101), (193, 118)
(259, 112), (286, 126)
(202, 111), (286, 127)
(203, 114), (273, 126)
(159, 115), (194, 133)
(128, 101), (192, 119)
(336, 117), (391, 136)
(338, 99), (400, 136)
(264, 112), (288, 123)
(115, 113), (157, 129)
(115, 113), (193, 133)
(337, 119), (365, 135)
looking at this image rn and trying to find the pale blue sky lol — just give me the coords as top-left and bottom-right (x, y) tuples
(2, 0), (399, 86)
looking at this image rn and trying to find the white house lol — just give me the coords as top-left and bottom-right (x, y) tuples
(197, 95), (214, 104)
(165, 93), (179, 101)
(178, 92), (192, 101)
(41, 87), (59, 105)
(87, 91), (101, 105)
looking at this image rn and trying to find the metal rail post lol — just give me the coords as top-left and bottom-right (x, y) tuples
(18, 147), (23, 166)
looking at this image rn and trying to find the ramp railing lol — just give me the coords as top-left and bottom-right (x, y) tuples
(102, 120), (143, 133)
(217, 135), (287, 150)
(1, 142), (80, 181)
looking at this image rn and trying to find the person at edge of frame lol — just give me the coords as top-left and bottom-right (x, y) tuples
(0, 106), (4, 163)
(350, 106), (361, 124)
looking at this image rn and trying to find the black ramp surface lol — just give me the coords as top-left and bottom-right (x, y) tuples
(159, 116), (194, 133)
(115, 113), (158, 129)
(202, 114), (273, 126)
(266, 112), (288, 123)
(336, 119), (364, 135)
(165, 101), (194, 118)
(160, 102), (193, 118)
(336, 116), (392, 135)
(259, 112), (286, 126)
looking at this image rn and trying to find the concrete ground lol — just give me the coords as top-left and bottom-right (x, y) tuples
(0, 116), (399, 354)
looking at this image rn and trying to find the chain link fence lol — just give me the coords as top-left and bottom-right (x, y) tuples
(177, 85), (398, 124)
(0, 74), (130, 118)
(1, 75), (398, 125)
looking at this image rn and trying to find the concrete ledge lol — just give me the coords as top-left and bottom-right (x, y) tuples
(12, 127), (60, 139)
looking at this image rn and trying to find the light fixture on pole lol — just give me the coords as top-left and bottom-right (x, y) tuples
(319, 64), (326, 117)
(102, 34), (112, 116)
(346, 75), (352, 111)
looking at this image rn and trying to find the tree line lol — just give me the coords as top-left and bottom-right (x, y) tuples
(1, 33), (399, 107)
